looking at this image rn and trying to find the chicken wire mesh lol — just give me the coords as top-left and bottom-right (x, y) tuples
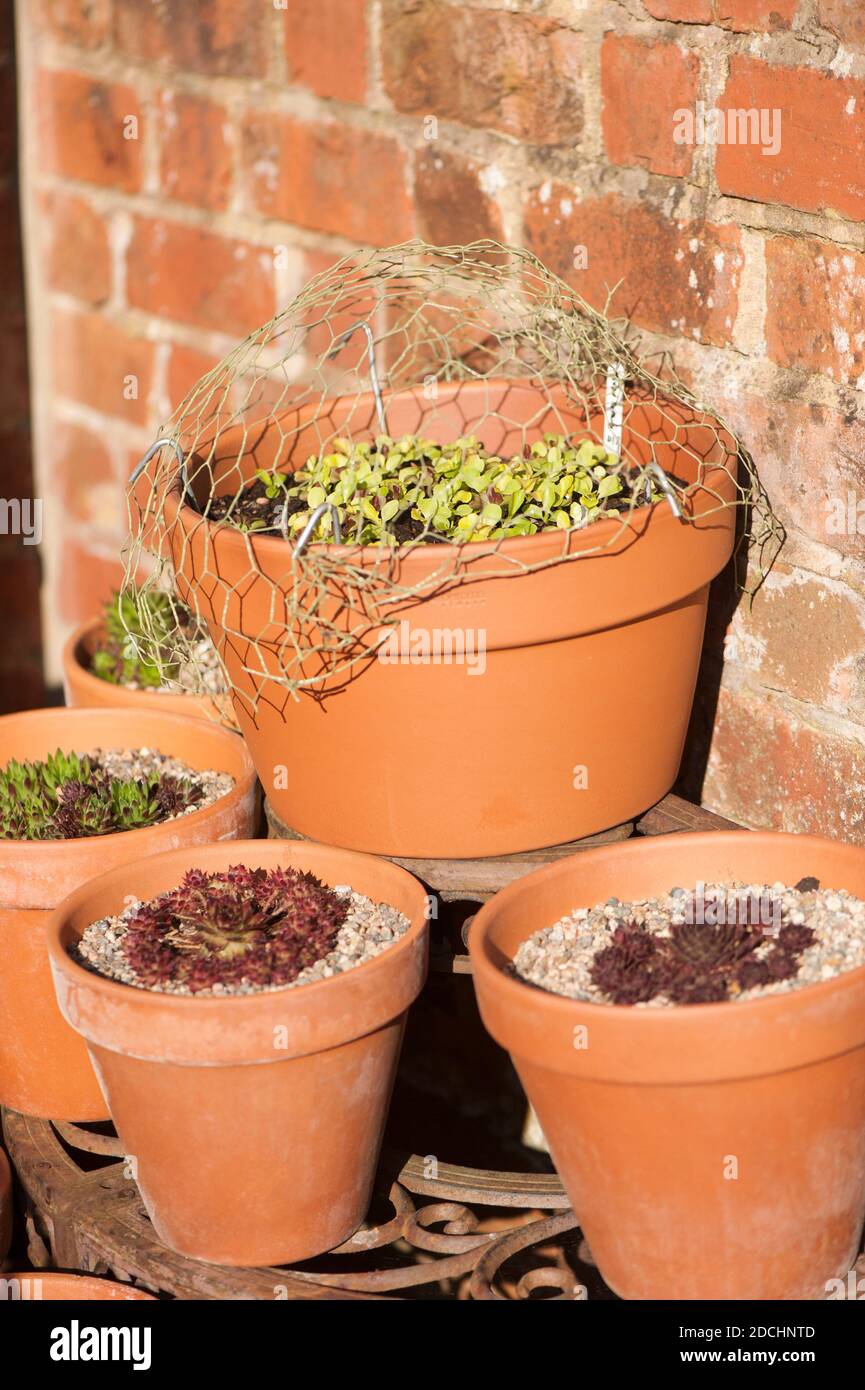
(123, 239), (780, 719)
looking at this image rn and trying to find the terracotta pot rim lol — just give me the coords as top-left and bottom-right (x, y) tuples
(64, 615), (175, 705)
(469, 829), (865, 1027)
(47, 837), (429, 1020)
(63, 616), (128, 702)
(164, 379), (737, 569)
(2, 1271), (156, 1300)
(63, 616), (228, 717)
(0, 705), (256, 864)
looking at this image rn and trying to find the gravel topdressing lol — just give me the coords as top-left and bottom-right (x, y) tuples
(89, 747), (234, 817)
(116, 634), (227, 698)
(512, 881), (865, 1006)
(74, 888), (411, 996)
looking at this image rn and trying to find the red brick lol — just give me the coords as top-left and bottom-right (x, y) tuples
(37, 69), (141, 192)
(113, 0), (266, 78)
(57, 537), (125, 625)
(52, 309), (155, 425)
(32, 0), (111, 47)
(167, 344), (225, 410)
(765, 236), (865, 387)
(50, 419), (121, 529)
(734, 566), (865, 708)
(643, 1), (712, 18)
(524, 186), (742, 347)
(715, 394), (865, 562)
(242, 114), (412, 245)
(413, 147), (504, 246)
(601, 36), (700, 177)
(159, 91), (233, 212)
(716, 56), (865, 220)
(381, 2), (582, 146)
(301, 249), (380, 368)
(41, 190), (112, 305)
(818, 0), (865, 47)
(704, 685), (865, 843)
(127, 218), (275, 338)
(716, 0), (797, 29)
(284, 0), (368, 103)
(646, 0), (796, 25)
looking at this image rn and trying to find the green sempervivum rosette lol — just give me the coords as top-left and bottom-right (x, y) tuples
(0, 749), (203, 841)
(91, 590), (179, 688)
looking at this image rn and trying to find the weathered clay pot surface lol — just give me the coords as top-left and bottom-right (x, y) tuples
(48, 838), (429, 1266)
(2, 1271), (155, 1300)
(0, 707), (258, 1120)
(470, 830), (865, 1300)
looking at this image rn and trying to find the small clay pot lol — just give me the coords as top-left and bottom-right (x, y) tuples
(62, 616), (233, 727)
(470, 830), (865, 1300)
(47, 839), (429, 1267)
(0, 707), (258, 1121)
(2, 1272), (155, 1300)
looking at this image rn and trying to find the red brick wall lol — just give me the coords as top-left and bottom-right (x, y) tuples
(0, 2), (41, 712)
(15, 1), (865, 835)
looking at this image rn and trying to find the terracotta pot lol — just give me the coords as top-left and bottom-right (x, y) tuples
(63, 616), (234, 727)
(47, 839), (429, 1266)
(470, 830), (865, 1300)
(0, 707), (258, 1121)
(0, 1147), (11, 1261)
(2, 1272), (154, 1300)
(164, 380), (737, 857)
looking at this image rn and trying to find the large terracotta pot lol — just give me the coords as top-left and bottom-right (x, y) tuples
(469, 830), (865, 1301)
(162, 379), (737, 858)
(1, 1272), (155, 1300)
(63, 616), (232, 727)
(0, 1147), (11, 1261)
(0, 707), (258, 1121)
(47, 839), (429, 1266)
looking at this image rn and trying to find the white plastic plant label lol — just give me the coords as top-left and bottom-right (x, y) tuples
(603, 362), (625, 457)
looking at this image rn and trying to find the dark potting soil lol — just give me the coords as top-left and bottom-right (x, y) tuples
(203, 462), (690, 541)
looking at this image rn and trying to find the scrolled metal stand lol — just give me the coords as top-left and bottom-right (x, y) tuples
(1, 1110), (592, 1300)
(1, 793), (744, 1301)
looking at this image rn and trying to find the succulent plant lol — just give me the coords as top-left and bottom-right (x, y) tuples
(590, 902), (816, 1007)
(91, 589), (181, 688)
(208, 432), (668, 545)
(122, 865), (349, 991)
(590, 922), (665, 1006)
(0, 749), (203, 841)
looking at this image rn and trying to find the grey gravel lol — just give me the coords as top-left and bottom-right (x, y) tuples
(512, 881), (865, 1006)
(74, 887), (410, 996)
(88, 746), (234, 817)
(123, 632), (227, 698)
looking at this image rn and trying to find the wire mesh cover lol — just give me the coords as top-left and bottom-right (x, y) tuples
(124, 240), (777, 716)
